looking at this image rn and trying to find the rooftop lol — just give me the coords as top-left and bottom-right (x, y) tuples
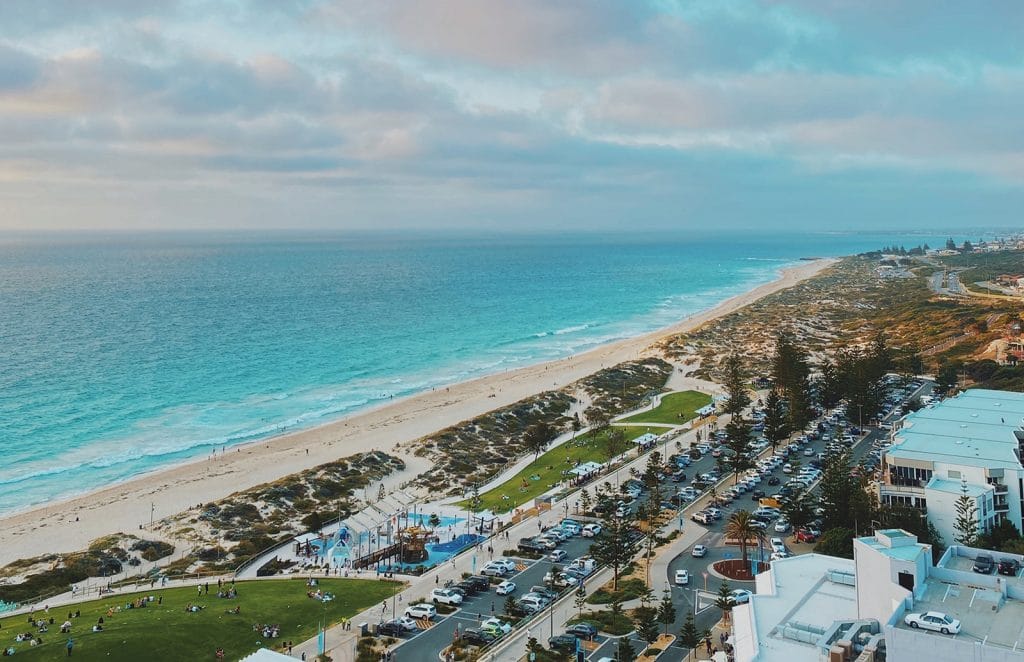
(925, 477), (991, 498)
(856, 532), (930, 562)
(889, 391), (1024, 471)
(736, 554), (857, 661)
(896, 576), (1024, 650)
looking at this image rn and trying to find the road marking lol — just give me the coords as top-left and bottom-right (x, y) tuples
(416, 618), (435, 629)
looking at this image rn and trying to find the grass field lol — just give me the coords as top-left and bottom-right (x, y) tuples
(620, 390), (712, 426)
(464, 425), (670, 514)
(0, 577), (400, 660)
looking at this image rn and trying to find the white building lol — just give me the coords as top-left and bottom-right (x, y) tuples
(730, 529), (1024, 662)
(878, 389), (1024, 545)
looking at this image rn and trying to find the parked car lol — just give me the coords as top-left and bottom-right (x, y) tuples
(675, 569), (690, 585)
(548, 634), (579, 651)
(565, 622), (599, 640)
(549, 549), (568, 562)
(519, 594), (550, 613)
(517, 538), (548, 554)
(582, 523), (603, 537)
(904, 611), (961, 635)
(465, 576), (491, 592)
(530, 586), (559, 601)
(795, 529), (817, 543)
(774, 519), (791, 533)
(999, 558), (1021, 576)
(770, 537), (786, 553)
(481, 617), (513, 636)
(495, 580), (517, 596)
(691, 544), (708, 558)
(431, 588), (464, 605)
(376, 620), (407, 637)
(462, 628), (496, 646)
(481, 561), (511, 577)
(691, 511), (713, 524)
(455, 580), (480, 596)
(973, 554), (995, 574)
(404, 603), (437, 620)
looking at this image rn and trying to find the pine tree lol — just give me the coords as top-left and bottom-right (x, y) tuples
(679, 611), (702, 661)
(780, 487), (817, 530)
(616, 637), (637, 662)
(591, 513), (637, 590)
(635, 605), (660, 647)
(953, 481), (979, 546)
(721, 354), (751, 416)
(816, 359), (843, 411)
(524, 422), (555, 459)
(762, 389), (790, 451)
(818, 450), (854, 530)
(657, 588), (677, 635)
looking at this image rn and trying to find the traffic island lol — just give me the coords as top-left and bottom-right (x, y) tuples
(711, 559), (769, 581)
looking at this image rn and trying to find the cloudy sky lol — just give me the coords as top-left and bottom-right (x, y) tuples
(1, 0), (1022, 232)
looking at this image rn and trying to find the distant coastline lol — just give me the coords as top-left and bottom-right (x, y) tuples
(0, 257), (837, 566)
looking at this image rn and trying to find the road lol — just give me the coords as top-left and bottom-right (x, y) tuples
(587, 378), (935, 662)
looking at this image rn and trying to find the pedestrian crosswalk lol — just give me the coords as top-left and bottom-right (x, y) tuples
(416, 618), (435, 630)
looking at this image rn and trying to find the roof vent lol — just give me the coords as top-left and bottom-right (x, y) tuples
(956, 440), (964, 445)
(972, 413), (979, 418)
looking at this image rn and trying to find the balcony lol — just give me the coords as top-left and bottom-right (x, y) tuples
(880, 483), (925, 495)
(993, 483), (1009, 494)
(886, 476), (925, 489)
(995, 501), (1010, 512)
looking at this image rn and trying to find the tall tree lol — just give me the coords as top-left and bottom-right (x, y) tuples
(780, 487), (817, 531)
(816, 359), (843, 411)
(724, 510), (765, 568)
(935, 363), (960, 395)
(524, 422), (555, 459)
(657, 589), (677, 635)
(762, 389), (790, 451)
(818, 450), (854, 531)
(721, 354), (751, 417)
(814, 527), (855, 558)
(722, 353), (754, 481)
(591, 513), (637, 590)
(616, 637), (637, 662)
(953, 482), (979, 546)
(679, 611), (702, 661)
(634, 605), (660, 648)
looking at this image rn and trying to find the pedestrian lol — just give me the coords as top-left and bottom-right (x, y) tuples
(158, 596), (162, 605)
(197, 585), (202, 597)
(705, 638), (713, 654)
(204, 582), (209, 594)
(301, 653), (306, 661)
(66, 638), (73, 657)
(720, 632), (726, 646)
(435, 575), (439, 585)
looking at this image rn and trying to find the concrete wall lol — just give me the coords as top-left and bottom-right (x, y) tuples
(731, 602), (759, 662)
(886, 624), (1024, 662)
(853, 539), (914, 623)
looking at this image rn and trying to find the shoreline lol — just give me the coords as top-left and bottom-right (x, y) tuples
(0, 257), (838, 567)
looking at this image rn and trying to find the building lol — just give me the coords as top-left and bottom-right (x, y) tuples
(730, 529), (1024, 661)
(877, 389), (1024, 545)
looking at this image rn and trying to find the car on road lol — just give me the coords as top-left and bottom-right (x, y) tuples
(691, 544), (708, 558)
(465, 576), (491, 592)
(582, 523), (602, 537)
(973, 554), (995, 574)
(461, 628), (497, 646)
(431, 588), (464, 605)
(481, 617), (513, 636)
(495, 580), (517, 595)
(565, 622), (599, 640)
(728, 589), (753, 605)
(675, 569), (690, 585)
(774, 519), (791, 533)
(770, 537), (786, 553)
(692, 511), (713, 524)
(548, 634), (579, 651)
(549, 549), (568, 562)
(904, 611), (961, 635)
(404, 603), (436, 620)
(999, 559), (1021, 576)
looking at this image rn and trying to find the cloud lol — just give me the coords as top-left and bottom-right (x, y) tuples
(0, 0), (1022, 231)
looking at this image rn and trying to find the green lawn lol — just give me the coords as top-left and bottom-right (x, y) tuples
(0, 578), (400, 661)
(464, 425), (669, 514)
(620, 390), (712, 426)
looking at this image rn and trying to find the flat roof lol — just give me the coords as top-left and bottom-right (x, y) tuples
(856, 535), (929, 562)
(925, 477), (990, 497)
(895, 576), (1024, 650)
(888, 391), (1024, 470)
(739, 554), (857, 661)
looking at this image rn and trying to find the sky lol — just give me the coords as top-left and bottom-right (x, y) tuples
(1, 0), (1023, 232)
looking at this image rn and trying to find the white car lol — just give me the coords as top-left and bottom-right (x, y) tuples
(549, 549), (568, 562)
(770, 537), (786, 553)
(774, 520), (791, 533)
(495, 580), (517, 596)
(904, 611), (961, 635)
(691, 544), (708, 558)
(728, 589), (752, 605)
(770, 551), (789, 561)
(430, 588), (463, 605)
(518, 594), (549, 613)
(404, 603), (437, 620)
(491, 558), (516, 572)
(582, 523), (603, 537)
(675, 569), (690, 585)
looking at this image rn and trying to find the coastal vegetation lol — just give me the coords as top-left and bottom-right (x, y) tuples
(620, 390), (711, 425)
(413, 358), (673, 496)
(462, 425), (667, 513)
(0, 577), (400, 660)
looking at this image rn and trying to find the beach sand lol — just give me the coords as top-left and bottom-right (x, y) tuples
(0, 258), (836, 567)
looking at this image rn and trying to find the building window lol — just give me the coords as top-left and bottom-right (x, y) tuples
(948, 470), (961, 479)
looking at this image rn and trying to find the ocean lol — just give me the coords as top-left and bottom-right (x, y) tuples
(0, 230), (962, 513)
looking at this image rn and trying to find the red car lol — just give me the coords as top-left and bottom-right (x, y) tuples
(795, 529), (817, 543)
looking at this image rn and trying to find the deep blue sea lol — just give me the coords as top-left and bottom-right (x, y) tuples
(0, 230), (972, 513)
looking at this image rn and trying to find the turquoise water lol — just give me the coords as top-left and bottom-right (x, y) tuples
(0, 230), (959, 513)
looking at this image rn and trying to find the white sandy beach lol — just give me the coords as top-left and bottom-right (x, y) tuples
(0, 258), (836, 567)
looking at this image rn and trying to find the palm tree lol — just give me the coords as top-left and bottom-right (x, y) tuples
(724, 510), (765, 568)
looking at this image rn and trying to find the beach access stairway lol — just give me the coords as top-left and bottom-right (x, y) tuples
(234, 488), (420, 579)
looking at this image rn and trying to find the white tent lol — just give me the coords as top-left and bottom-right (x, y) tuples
(569, 461), (603, 476)
(240, 649), (294, 661)
(632, 433), (658, 446)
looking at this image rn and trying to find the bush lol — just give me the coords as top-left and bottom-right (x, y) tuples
(586, 578), (647, 604)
